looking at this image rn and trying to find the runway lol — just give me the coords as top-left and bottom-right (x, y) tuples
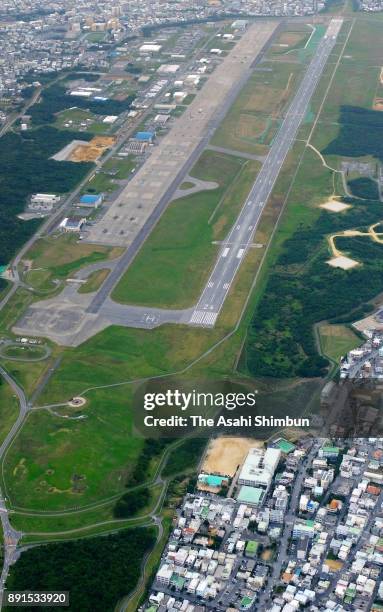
(86, 21), (279, 314)
(188, 18), (343, 328)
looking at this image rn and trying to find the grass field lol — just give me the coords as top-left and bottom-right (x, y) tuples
(1, 345), (47, 361)
(318, 324), (362, 362)
(82, 171), (118, 194)
(78, 269), (110, 294)
(3, 385), (143, 510)
(103, 156), (136, 179)
(22, 234), (121, 293)
(112, 150), (260, 308)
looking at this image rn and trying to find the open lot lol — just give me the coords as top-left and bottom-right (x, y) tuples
(69, 136), (116, 162)
(318, 324), (362, 362)
(201, 437), (261, 478)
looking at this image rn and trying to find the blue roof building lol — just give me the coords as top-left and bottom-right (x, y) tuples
(79, 194), (103, 208)
(134, 131), (155, 142)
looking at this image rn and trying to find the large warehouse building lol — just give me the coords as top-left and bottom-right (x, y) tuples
(238, 448), (281, 491)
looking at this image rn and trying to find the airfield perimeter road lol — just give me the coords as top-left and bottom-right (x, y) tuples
(188, 18), (344, 327)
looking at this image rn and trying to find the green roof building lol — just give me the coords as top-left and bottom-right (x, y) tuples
(275, 439), (295, 454)
(198, 474), (228, 488)
(237, 486), (265, 506)
(240, 595), (255, 610)
(245, 540), (259, 557)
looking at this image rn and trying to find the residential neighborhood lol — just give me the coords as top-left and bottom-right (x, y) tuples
(143, 437), (383, 611)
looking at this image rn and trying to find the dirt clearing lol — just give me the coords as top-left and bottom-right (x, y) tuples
(70, 136), (116, 162)
(327, 255), (359, 270)
(320, 199), (351, 213)
(202, 436), (261, 477)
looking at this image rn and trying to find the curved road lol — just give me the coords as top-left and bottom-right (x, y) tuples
(0, 367), (29, 608)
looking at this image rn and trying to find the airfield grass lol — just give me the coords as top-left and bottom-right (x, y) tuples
(83, 171), (117, 194)
(266, 29), (311, 59)
(2, 345), (47, 360)
(318, 324), (362, 362)
(112, 150), (260, 308)
(22, 234), (121, 292)
(2, 386), (144, 510)
(211, 57), (307, 155)
(103, 156), (136, 179)
(10, 483), (162, 534)
(0, 288), (34, 334)
(78, 269), (110, 294)
(0, 349), (60, 401)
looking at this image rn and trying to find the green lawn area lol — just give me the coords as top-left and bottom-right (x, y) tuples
(103, 156), (136, 179)
(22, 234), (120, 292)
(83, 171), (117, 194)
(112, 150), (260, 308)
(86, 32), (106, 43)
(0, 288), (34, 334)
(1, 345), (47, 361)
(78, 269), (110, 294)
(318, 324), (362, 362)
(212, 59), (305, 155)
(54, 108), (94, 128)
(3, 386), (144, 511)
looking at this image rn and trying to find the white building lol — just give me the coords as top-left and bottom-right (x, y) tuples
(238, 448), (281, 490)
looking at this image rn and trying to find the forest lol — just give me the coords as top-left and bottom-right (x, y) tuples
(113, 486), (151, 518)
(245, 197), (383, 378)
(348, 177), (380, 200)
(4, 528), (156, 612)
(30, 84), (134, 125)
(0, 127), (92, 266)
(245, 106), (383, 379)
(324, 106), (383, 161)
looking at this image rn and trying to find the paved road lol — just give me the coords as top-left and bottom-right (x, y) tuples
(256, 440), (321, 609)
(206, 145), (266, 162)
(0, 368), (28, 609)
(188, 18), (343, 328)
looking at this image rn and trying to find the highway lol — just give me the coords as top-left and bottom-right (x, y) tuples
(188, 19), (343, 328)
